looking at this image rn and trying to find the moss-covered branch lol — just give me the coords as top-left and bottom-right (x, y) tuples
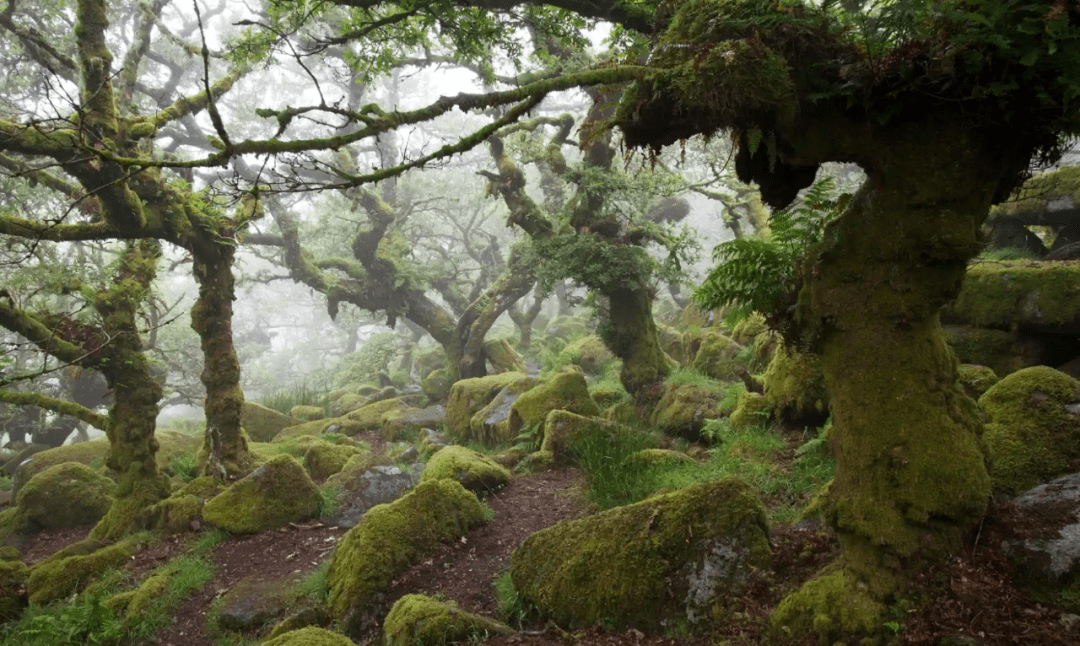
(0, 300), (91, 366)
(149, 66), (247, 129)
(0, 390), (108, 430)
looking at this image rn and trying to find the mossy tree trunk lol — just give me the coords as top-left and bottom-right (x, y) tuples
(775, 121), (1014, 634)
(191, 244), (251, 479)
(90, 241), (172, 540)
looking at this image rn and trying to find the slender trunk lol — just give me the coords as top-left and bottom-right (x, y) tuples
(191, 246), (251, 479)
(91, 241), (171, 540)
(603, 287), (671, 397)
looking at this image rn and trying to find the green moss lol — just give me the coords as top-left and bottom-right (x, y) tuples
(731, 313), (767, 345)
(979, 366), (1080, 494)
(26, 534), (146, 605)
(304, 442), (361, 482)
(514, 450), (555, 473)
(729, 391), (771, 431)
(241, 402), (302, 442)
(323, 451), (380, 492)
(421, 369), (454, 402)
(260, 626), (356, 646)
(420, 446), (510, 494)
(143, 493), (203, 533)
(203, 454), (322, 534)
(272, 417), (364, 441)
(121, 569), (172, 618)
(327, 479), (488, 634)
(690, 330), (743, 381)
(540, 410), (625, 464)
(16, 462), (115, 531)
(510, 477), (769, 630)
(649, 380), (727, 441)
(447, 372), (533, 440)
(770, 560), (887, 642)
(0, 558), (28, 621)
(290, 405), (326, 422)
(945, 260), (1080, 329)
(342, 397), (413, 434)
(383, 594), (514, 646)
(509, 369), (599, 438)
(175, 475), (225, 500)
(943, 324), (1040, 377)
(483, 338), (527, 374)
(329, 392), (365, 416)
(557, 335), (616, 375)
(656, 324), (687, 366)
(623, 448), (694, 469)
(957, 364), (1000, 398)
(763, 346), (829, 426)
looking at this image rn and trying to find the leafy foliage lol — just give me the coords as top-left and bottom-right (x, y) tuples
(694, 178), (841, 327)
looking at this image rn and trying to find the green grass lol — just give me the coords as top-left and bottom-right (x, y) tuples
(125, 555), (214, 642)
(259, 382), (331, 417)
(288, 560), (330, 606)
(573, 416), (835, 522)
(318, 482), (344, 519)
(492, 572), (526, 628)
(195, 528), (232, 554)
(977, 246), (1041, 261)
(167, 449), (200, 483)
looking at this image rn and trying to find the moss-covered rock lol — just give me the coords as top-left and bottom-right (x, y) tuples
(203, 454), (322, 534)
(557, 335), (615, 375)
(327, 479), (489, 635)
(691, 330), (743, 381)
(649, 382), (727, 441)
(540, 410), (625, 464)
(344, 398), (412, 433)
(323, 451), (380, 492)
(958, 364), (1000, 399)
(945, 260), (1080, 331)
(290, 405), (327, 422)
(13, 431), (200, 495)
(382, 405), (446, 442)
(466, 380), (535, 447)
(16, 462), (115, 531)
(383, 594), (514, 646)
(420, 446), (510, 495)
(272, 417), (366, 441)
(980, 366), (1080, 494)
(447, 373), (533, 440)
(944, 324), (1042, 377)
(730, 391), (771, 431)
(763, 346), (829, 427)
(543, 316), (588, 348)
(142, 493), (203, 533)
(508, 369), (599, 438)
(770, 560), (887, 643)
(510, 477), (769, 630)
(118, 569), (173, 618)
(483, 338), (527, 374)
(514, 450), (555, 473)
(624, 448), (694, 470)
(0, 558), (27, 621)
(657, 324), (687, 366)
(329, 393), (365, 417)
(304, 442), (362, 483)
(421, 368), (453, 402)
(731, 313), (767, 345)
(241, 402), (303, 442)
(26, 534), (146, 605)
(260, 626), (356, 646)
(590, 379), (631, 410)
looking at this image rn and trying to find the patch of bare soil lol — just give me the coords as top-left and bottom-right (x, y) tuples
(385, 467), (589, 618)
(18, 524), (94, 564)
(157, 521), (346, 646)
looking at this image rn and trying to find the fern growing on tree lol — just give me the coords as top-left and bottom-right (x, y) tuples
(693, 177), (841, 330)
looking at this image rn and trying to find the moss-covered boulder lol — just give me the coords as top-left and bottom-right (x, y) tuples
(323, 451), (380, 492)
(543, 316), (588, 348)
(958, 364), (1000, 399)
(109, 568), (173, 619)
(12, 430), (200, 495)
(467, 380), (535, 447)
(345, 398), (412, 433)
(657, 324), (687, 366)
(540, 410), (626, 464)
(945, 260), (1080, 331)
(483, 337), (527, 374)
(304, 442), (362, 483)
(327, 479), (489, 635)
(27, 535), (146, 605)
(649, 381), (727, 441)
(730, 391), (771, 431)
(203, 455), (322, 534)
(590, 379), (631, 410)
(446, 372), (533, 440)
(691, 330), (743, 381)
(142, 493), (203, 533)
(421, 368), (453, 402)
(260, 626), (356, 646)
(980, 366), (1080, 494)
(329, 393), (365, 417)
(383, 594), (514, 646)
(16, 462), (115, 531)
(289, 405), (327, 422)
(508, 369), (599, 438)
(731, 313), (767, 345)
(272, 416), (366, 441)
(624, 448), (694, 470)
(420, 446), (510, 495)
(241, 402), (303, 442)
(557, 335), (615, 375)
(944, 324), (1042, 377)
(0, 558), (27, 621)
(382, 405), (446, 441)
(763, 346), (829, 427)
(510, 477), (770, 630)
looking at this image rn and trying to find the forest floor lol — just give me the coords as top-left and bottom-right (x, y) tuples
(11, 436), (1080, 646)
